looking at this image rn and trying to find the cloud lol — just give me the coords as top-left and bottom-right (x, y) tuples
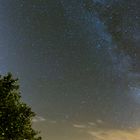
(73, 121), (99, 129)
(73, 124), (86, 129)
(72, 120), (140, 140)
(88, 122), (96, 126)
(88, 128), (140, 140)
(96, 119), (103, 124)
(32, 116), (46, 123)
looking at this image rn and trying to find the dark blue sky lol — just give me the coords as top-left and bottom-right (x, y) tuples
(0, 0), (140, 139)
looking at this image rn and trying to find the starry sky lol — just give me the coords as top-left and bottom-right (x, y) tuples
(0, 0), (140, 139)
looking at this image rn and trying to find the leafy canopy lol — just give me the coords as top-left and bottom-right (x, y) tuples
(0, 73), (42, 140)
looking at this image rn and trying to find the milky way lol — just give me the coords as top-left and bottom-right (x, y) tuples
(0, 0), (139, 139)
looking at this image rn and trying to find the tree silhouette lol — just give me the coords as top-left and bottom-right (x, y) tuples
(0, 73), (42, 140)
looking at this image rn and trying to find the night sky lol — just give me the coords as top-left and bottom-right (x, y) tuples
(0, 0), (140, 139)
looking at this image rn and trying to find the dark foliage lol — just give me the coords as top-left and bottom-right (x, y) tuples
(0, 73), (42, 140)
